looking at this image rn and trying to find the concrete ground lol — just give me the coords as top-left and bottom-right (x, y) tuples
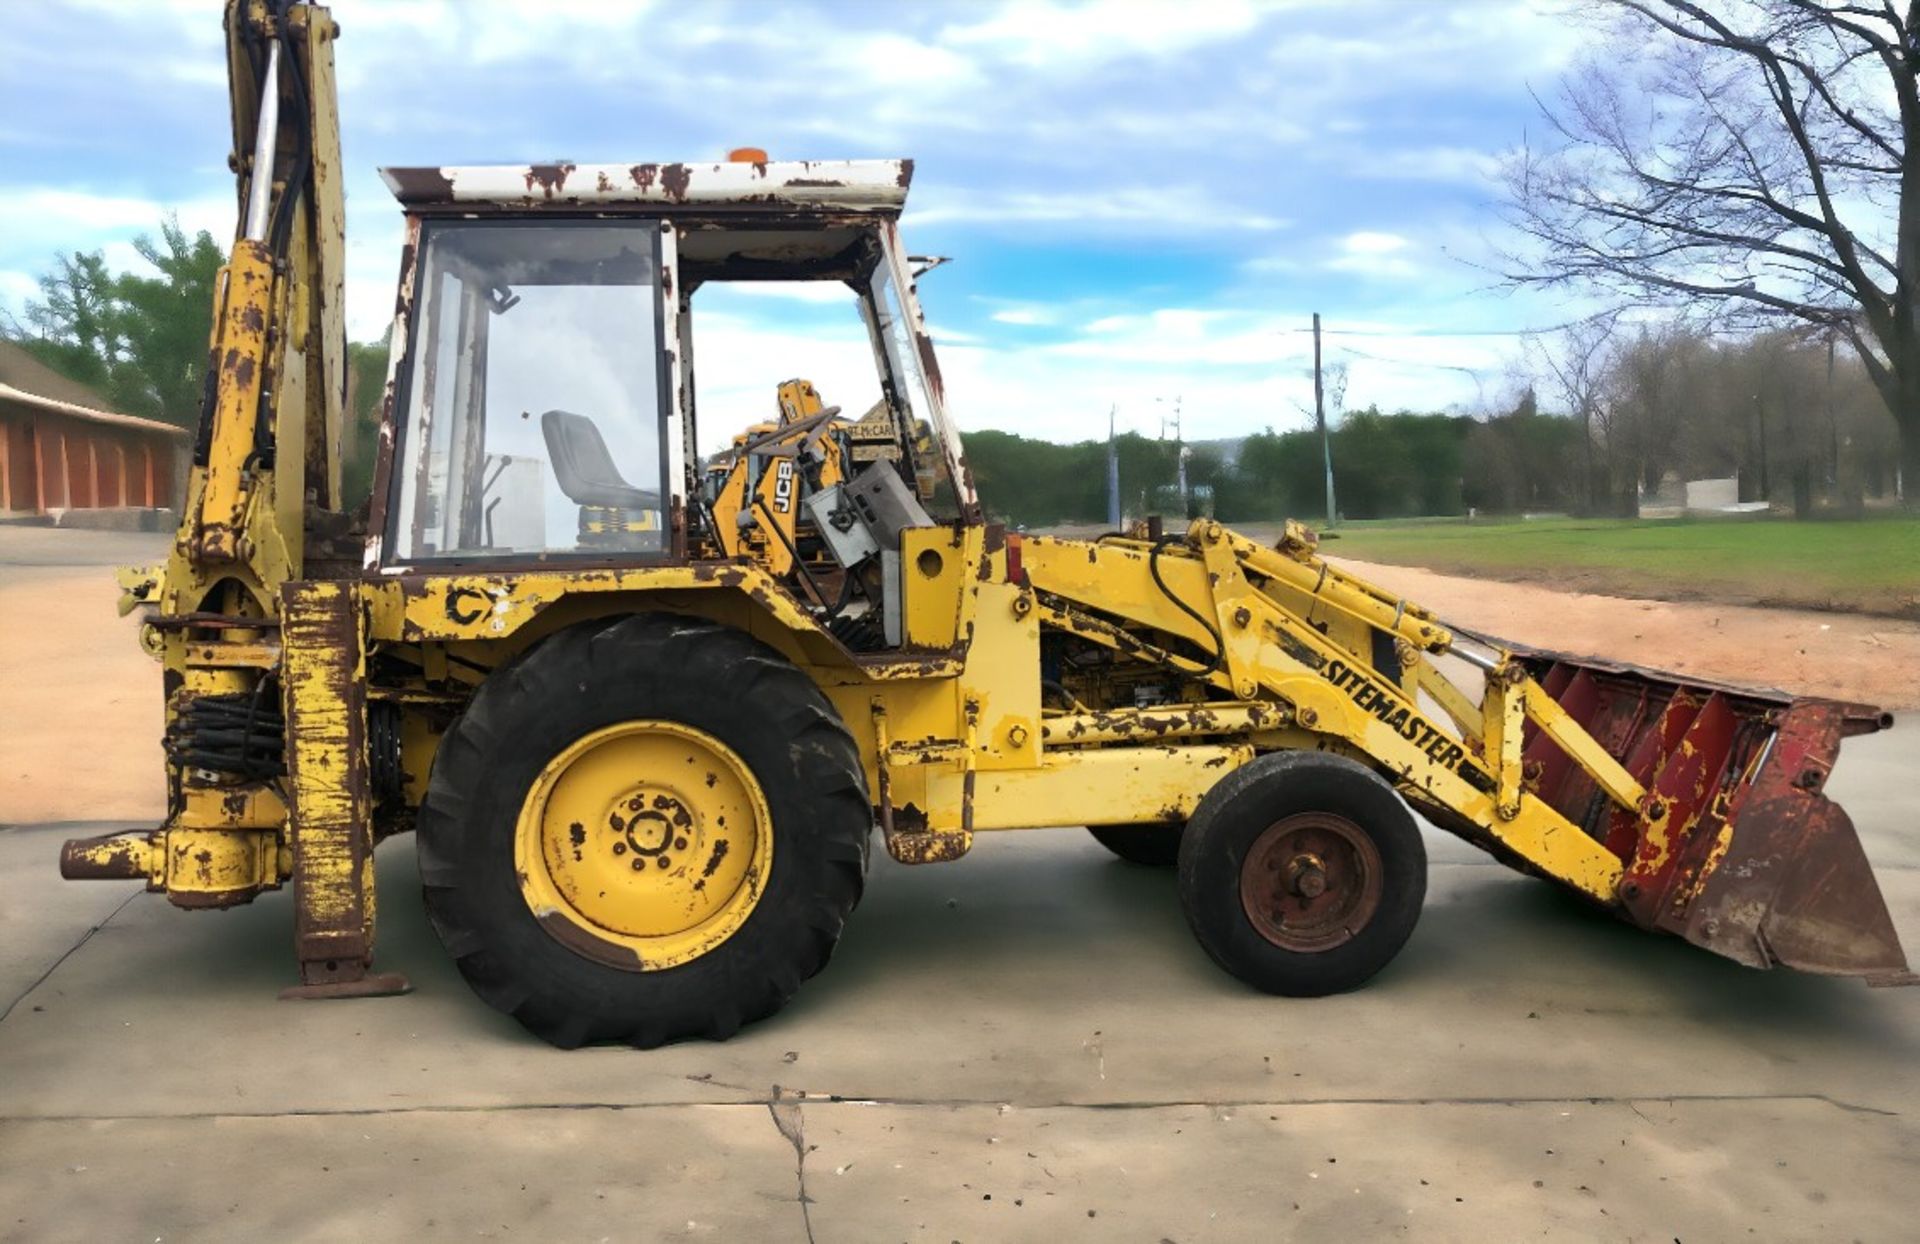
(2, 529), (1917, 1241)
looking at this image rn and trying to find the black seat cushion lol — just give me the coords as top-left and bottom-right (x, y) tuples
(540, 409), (659, 509)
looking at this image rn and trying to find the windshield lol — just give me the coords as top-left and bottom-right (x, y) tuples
(386, 221), (669, 562)
(865, 258), (936, 448)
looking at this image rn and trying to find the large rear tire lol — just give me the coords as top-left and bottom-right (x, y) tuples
(1087, 822), (1184, 867)
(1177, 752), (1425, 996)
(418, 613), (870, 1048)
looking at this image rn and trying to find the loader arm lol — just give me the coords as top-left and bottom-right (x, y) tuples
(1022, 519), (1912, 984)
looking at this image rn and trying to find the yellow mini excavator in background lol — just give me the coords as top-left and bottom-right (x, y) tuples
(60, 1), (1912, 1046)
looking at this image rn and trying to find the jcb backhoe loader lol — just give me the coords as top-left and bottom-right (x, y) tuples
(60, 1), (1912, 1046)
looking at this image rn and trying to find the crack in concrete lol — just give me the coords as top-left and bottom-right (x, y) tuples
(0, 1089), (1898, 1125)
(0, 889), (140, 1026)
(767, 1088), (814, 1244)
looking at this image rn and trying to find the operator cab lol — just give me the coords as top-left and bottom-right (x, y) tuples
(370, 158), (977, 653)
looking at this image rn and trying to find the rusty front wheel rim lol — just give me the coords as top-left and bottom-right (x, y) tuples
(1239, 812), (1383, 951)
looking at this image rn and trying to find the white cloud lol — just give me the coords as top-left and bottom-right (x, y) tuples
(0, 188), (231, 246)
(1342, 231), (1409, 255)
(989, 306), (1055, 326)
(0, 189), (235, 316)
(910, 186), (1287, 233)
(721, 282), (858, 306)
(0, 270), (37, 315)
(941, 0), (1264, 68)
(841, 32), (983, 89)
(1357, 144), (1504, 186)
(1, 0), (1599, 449)
(1325, 230), (1420, 278)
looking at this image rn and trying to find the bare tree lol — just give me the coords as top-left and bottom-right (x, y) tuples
(1527, 315), (1619, 512)
(1506, 1), (1920, 499)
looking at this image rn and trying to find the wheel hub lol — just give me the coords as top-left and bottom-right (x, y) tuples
(1286, 853), (1328, 898)
(515, 720), (772, 971)
(1239, 813), (1382, 951)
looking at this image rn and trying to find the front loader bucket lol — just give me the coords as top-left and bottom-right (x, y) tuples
(1489, 635), (1913, 984)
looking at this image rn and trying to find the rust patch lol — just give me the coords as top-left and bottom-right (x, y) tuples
(660, 163), (693, 201)
(536, 911), (645, 971)
(524, 163), (576, 198)
(883, 828), (971, 865)
(701, 838), (730, 878)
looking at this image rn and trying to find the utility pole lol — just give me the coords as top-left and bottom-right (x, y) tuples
(1825, 332), (1839, 493)
(1172, 396), (1189, 517)
(1106, 403), (1121, 528)
(1313, 312), (1335, 527)
(1155, 394), (1189, 517)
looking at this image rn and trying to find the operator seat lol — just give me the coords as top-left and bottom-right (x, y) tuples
(539, 409), (660, 509)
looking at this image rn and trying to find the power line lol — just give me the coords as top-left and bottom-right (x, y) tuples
(1330, 342), (1497, 377)
(1283, 317), (1595, 338)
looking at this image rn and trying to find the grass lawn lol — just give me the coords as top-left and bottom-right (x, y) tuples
(1318, 513), (1920, 618)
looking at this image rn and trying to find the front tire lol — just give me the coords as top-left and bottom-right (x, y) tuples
(418, 613), (871, 1048)
(1177, 752), (1425, 996)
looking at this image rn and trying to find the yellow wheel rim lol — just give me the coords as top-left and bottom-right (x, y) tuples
(514, 720), (772, 971)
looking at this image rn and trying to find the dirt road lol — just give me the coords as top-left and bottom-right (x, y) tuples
(1336, 555), (1920, 709)
(0, 543), (165, 826)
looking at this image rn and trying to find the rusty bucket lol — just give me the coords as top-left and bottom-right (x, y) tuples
(1496, 637), (1913, 985)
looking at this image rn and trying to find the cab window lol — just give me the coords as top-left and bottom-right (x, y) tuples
(387, 221), (669, 562)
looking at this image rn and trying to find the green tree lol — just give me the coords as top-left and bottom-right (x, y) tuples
(5, 215), (222, 429)
(15, 250), (122, 391)
(342, 338), (392, 511)
(111, 217), (223, 427)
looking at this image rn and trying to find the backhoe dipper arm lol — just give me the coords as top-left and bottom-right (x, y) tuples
(184, 0), (346, 593)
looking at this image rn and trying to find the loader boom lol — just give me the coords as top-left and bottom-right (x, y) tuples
(1020, 521), (1910, 982)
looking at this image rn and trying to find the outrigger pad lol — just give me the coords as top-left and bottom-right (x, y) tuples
(280, 973), (413, 1001)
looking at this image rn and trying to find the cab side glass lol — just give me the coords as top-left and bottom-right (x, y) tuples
(387, 222), (669, 562)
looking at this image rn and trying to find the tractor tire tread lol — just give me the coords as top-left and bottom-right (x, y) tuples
(418, 612), (870, 1048)
(1176, 750), (1425, 997)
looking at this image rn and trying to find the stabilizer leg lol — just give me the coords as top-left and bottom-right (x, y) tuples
(279, 580), (410, 1000)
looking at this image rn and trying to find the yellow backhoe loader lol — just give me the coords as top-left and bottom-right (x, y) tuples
(60, 1), (1912, 1046)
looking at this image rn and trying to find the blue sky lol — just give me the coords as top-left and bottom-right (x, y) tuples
(0, 0), (1596, 445)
